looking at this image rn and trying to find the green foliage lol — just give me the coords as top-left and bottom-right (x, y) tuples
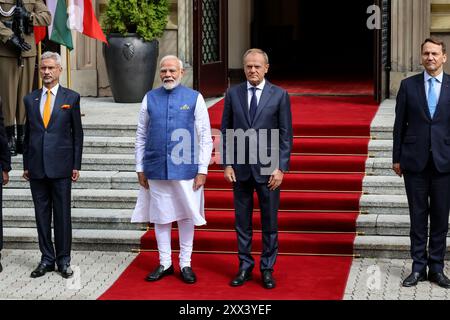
(101, 0), (170, 42)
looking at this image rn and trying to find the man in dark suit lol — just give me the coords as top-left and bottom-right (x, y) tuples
(393, 37), (450, 288)
(0, 96), (11, 273)
(23, 51), (83, 279)
(221, 48), (293, 289)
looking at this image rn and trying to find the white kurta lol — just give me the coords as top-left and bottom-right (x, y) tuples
(131, 90), (213, 226)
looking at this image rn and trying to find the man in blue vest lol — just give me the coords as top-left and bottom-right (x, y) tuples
(133, 55), (213, 284)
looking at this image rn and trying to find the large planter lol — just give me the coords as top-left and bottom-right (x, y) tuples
(103, 33), (159, 103)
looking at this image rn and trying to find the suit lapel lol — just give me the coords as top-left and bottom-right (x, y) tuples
(434, 73), (450, 119)
(252, 81), (273, 125)
(416, 73), (432, 120)
(33, 89), (44, 126)
(238, 83), (251, 127)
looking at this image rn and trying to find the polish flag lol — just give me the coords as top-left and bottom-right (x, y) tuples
(68, 0), (107, 44)
(34, 26), (47, 44)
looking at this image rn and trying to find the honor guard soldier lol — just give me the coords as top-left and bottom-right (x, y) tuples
(0, 0), (50, 156)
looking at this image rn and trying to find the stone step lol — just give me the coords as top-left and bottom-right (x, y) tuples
(5, 170), (137, 190)
(83, 136), (135, 154)
(11, 154), (136, 172)
(365, 157), (396, 176)
(354, 235), (450, 259)
(369, 99), (394, 140)
(362, 175), (405, 195)
(356, 214), (450, 236)
(368, 139), (392, 158)
(3, 227), (144, 252)
(2, 208), (145, 230)
(360, 194), (408, 215)
(2, 189), (138, 209)
(83, 124), (136, 137)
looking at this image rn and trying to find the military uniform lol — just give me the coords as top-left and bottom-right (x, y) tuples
(0, 0), (50, 155)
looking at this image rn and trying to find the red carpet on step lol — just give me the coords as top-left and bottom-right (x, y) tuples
(99, 92), (379, 300)
(271, 77), (373, 95)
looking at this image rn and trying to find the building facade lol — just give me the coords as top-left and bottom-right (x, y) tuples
(58, 0), (450, 101)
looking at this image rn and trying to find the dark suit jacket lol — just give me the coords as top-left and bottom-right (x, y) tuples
(393, 72), (450, 173)
(221, 80), (293, 183)
(0, 97), (11, 174)
(23, 86), (83, 179)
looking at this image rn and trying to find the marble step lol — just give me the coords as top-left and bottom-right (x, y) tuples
(3, 227), (144, 252)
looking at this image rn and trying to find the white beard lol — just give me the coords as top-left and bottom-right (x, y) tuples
(162, 78), (181, 90)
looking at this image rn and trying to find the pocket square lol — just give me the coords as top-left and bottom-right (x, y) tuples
(180, 104), (190, 110)
(60, 104), (71, 109)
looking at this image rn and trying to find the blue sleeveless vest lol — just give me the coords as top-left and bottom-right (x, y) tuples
(143, 85), (199, 180)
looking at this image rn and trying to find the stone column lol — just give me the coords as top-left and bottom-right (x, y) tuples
(390, 0), (431, 96)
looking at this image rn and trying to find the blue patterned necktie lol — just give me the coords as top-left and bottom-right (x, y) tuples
(249, 87), (258, 123)
(428, 77), (438, 118)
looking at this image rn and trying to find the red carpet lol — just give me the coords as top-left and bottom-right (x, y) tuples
(99, 252), (353, 300)
(99, 93), (379, 300)
(271, 77), (373, 95)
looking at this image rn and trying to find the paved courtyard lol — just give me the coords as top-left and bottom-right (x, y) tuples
(0, 249), (449, 300)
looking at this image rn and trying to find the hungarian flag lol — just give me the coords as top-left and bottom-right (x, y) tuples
(68, 0), (107, 44)
(34, 26), (47, 44)
(47, 0), (74, 50)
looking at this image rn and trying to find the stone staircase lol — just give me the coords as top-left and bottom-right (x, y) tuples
(3, 99), (147, 252)
(4, 97), (446, 259)
(355, 99), (450, 259)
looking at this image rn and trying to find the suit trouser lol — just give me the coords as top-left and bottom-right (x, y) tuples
(29, 177), (72, 267)
(233, 176), (280, 272)
(0, 56), (35, 127)
(404, 156), (450, 274)
(0, 183), (2, 251)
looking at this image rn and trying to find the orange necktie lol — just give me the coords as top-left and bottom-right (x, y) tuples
(43, 89), (51, 128)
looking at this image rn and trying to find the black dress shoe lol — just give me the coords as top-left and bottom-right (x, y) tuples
(58, 265), (74, 279)
(262, 270), (276, 289)
(181, 267), (197, 284)
(230, 270), (252, 287)
(30, 263), (55, 278)
(145, 265), (174, 281)
(402, 271), (427, 287)
(428, 272), (450, 289)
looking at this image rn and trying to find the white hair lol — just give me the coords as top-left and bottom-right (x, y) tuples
(41, 51), (62, 66)
(160, 55), (183, 69)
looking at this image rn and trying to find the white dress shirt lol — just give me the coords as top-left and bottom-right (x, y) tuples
(247, 79), (266, 110)
(424, 71), (443, 103)
(39, 83), (60, 118)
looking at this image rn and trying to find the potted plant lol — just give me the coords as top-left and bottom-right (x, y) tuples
(101, 0), (170, 103)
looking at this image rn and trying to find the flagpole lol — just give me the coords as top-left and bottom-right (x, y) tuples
(66, 0), (72, 89)
(38, 42), (42, 89)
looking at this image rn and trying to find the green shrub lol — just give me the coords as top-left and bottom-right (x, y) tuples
(101, 0), (170, 41)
